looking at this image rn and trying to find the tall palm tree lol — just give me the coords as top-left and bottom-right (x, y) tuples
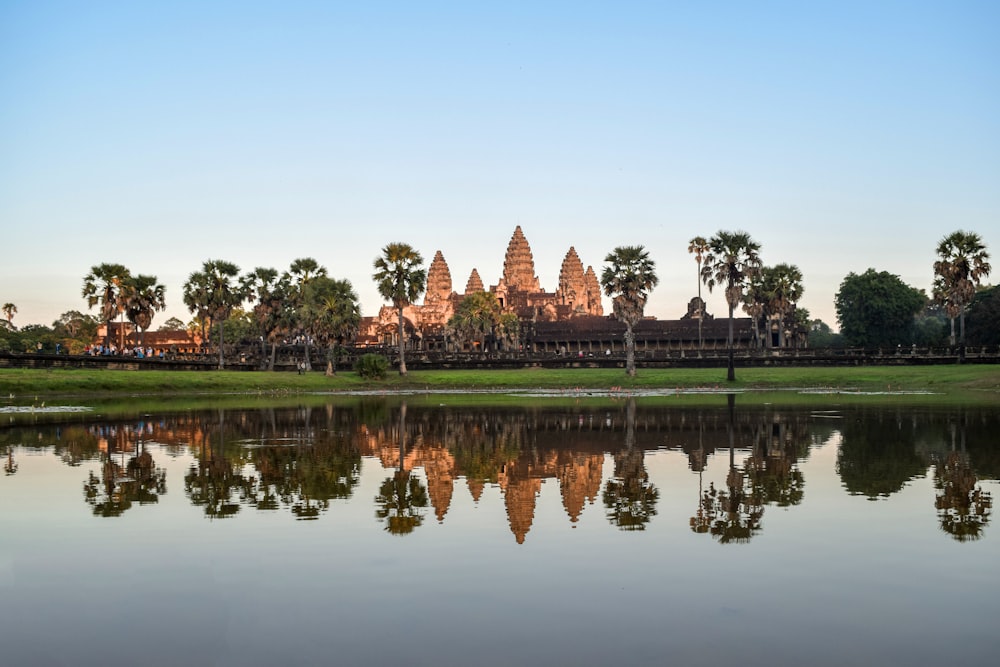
(701, 231), (762, 381)
(600, 246), (658, 377)
(688, 236), (709, 350)
(82, 263), (131, 350)
(1, 303), (16, 329)
(287, 258), (328, 371)
(373, 243), (426, 376)
(241, 267), (291, 370)
(124, 274), (166, 349)
(763, 263), (804, 349)
(184, 260), (244, 369)
(302, 276), (361, 376)
(933, 231), (991, 361)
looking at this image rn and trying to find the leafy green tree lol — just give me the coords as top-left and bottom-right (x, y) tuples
(183, 260), (245, 369)
(807, 319), (844, 348)
(52, 310), (100, 353)
(123, 274), (166, 349)
(449, 290), (502, 354)
(687, 236), (709, 349)
(373, 243), (426, 376)
(965, 285), (1000, 346)
(835, 269), (926, 348)
(701, 231), (762, 381)
(933, 231), (991, 360)
(600, 245), (658, 377)
(302, 276), (361, 376)
(158, 317), (186, 331)
(82, 263), (131, 349)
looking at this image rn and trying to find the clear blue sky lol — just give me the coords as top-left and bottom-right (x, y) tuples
(2, 1), (997, 331)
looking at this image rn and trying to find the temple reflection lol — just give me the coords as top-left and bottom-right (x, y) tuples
(0, 400), (996, 543)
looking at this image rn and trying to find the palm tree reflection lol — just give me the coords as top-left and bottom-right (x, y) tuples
(84, 438), (166, 518)
(935, 422), (992, 541)
(603, 398), (659, 530)
(375, 403), (429, 535)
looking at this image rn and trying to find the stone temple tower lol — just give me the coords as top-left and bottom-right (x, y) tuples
(500, 226), (541, 293)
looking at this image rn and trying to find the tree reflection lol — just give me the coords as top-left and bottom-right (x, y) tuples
(375, 403), (428, 535)
(934, 423), (992, 542)
(836, 410), (927, 499)
(83, 440), (166, 517)
(603, 399), (659, 530)
(246, 407), (362, 520)
(692, 395), (764, 543)
(4, 446), (16, 475)
(745, 416), (806, 508)
(184, 410), (249, 519)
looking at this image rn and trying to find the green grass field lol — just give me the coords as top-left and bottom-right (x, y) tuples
(2, 364), (998, 399)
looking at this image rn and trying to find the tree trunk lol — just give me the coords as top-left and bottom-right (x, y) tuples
(727, 304), (735, 382)
(325, 360), (334, 377)
(217, 320), (225, 370)
(397, 305), (407, 375)
(304, 338), (312, 371)
(625, 324), (636, 377)
(959, 311), (966, 363)
(268, 341), (277, 371)
(949, 317), (956, 347)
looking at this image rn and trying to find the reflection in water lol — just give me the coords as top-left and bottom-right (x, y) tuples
(1, 400), (997, 544)
(603, 399), (658, 530)
(375, 402), (429, 534)
(934, 422), (993, 542)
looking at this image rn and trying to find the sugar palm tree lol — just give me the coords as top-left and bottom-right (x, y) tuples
(373, 243), (426, 376)
(2, 303), (16, 329)
(184, 260), (244, 369)
(302, 276), (361, 376)
(933, 231), (991, 361)
(124, 274), (166, 349)
(688, 236), (709, 350)
(601, 246), (658, 377)
(764, 263), (804, 349)
(241, 267), (292, 370)
(701, 231), (762, 381)
(82, 263), (131, 350)
(287, 258), (328, 371)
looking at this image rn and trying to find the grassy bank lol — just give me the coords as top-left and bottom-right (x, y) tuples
(2, 364), (999, 399)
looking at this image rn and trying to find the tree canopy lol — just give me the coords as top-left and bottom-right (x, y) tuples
(835, 269), (926, 348)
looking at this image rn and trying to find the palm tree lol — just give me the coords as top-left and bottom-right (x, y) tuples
(600, 246), (658, 377)
(302, 276), (361, 376)
(933, 231), (991, 361)
(701, 231), (762, 381)
(287, 258), (328, 371)
(184, 260), (244, 369)
(82, 263), (132, 350)
(242, 267), (292, 370)
(763, 263), (804, 349)
(448, 290), (502, 354)
(124, 274), (166, 349)
(688, 236), (709, 350)
(2, 303), (16, 329)
(373, 243), (426, 376)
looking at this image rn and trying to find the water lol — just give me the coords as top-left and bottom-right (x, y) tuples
(1, 397), (997, 666)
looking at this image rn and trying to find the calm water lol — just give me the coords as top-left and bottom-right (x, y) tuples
(1, 397), (997, 667)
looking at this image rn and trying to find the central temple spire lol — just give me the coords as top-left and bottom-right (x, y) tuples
(501, 225), (541, 293)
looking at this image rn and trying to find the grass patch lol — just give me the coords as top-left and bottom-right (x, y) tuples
(1, 364), (998, 400)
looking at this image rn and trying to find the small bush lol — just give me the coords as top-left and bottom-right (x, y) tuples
(354, 353), (389, 379)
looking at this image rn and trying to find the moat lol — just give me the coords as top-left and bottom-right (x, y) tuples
(1, 398), (997, 666)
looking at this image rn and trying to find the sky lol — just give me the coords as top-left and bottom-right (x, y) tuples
(2, 1), (998, 332)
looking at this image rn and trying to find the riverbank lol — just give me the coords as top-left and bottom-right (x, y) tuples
(2, 365), (999, 399)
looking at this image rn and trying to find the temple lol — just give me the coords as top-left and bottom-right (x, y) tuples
(359, 226), (606, 350)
